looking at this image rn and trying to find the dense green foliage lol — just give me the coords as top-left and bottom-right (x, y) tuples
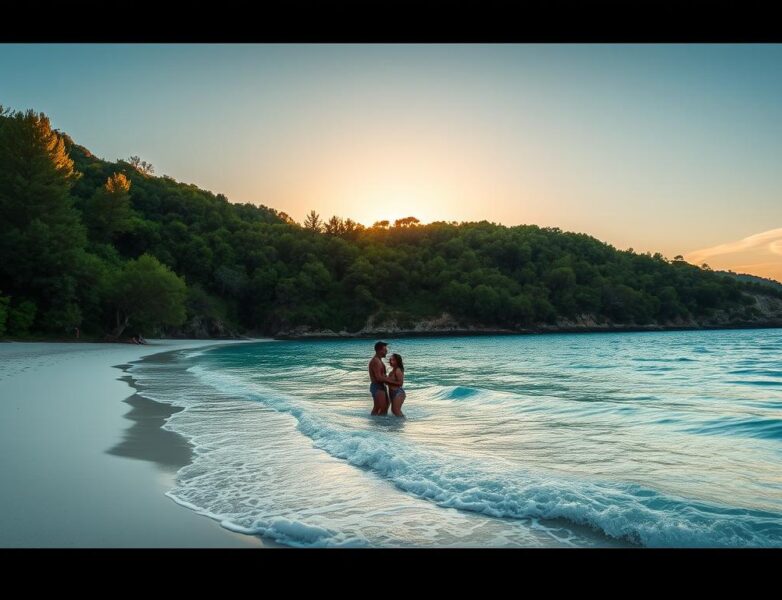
(0, 292), (8, 336)
(106, 254), (188, 338)
(1, 107), (779, 339)
(718, 271), (782, 293)
(0, 108), (87, 332)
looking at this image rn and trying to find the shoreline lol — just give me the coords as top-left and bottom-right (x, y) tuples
(4, 320), (781, 345)
(274, 320), (782, 340)
(0, 339), (274, 548)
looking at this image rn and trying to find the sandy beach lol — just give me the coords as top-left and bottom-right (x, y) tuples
(0, 339), (272, 548)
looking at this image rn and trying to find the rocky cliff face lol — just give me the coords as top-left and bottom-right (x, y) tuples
(751, 293), (782, 319)
(275, 313), (515, 339)
(539, 293), (782, 331)
(275, 292), (782, 339)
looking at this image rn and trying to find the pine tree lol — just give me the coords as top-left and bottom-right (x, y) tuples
(84, 172), (133, 242)
(0, 108), (86, 331)
(303, 210), (323, 232)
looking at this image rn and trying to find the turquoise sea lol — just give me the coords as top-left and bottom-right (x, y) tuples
(130, 329), (782, 547)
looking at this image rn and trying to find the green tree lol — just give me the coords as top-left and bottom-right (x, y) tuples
(473, 284), (501, 323)
(509, 293), (535, 325)
(393, 216), (420, 228)
(214, 265), (248, 296)
(0, 108), (86, 331)
(0, 293), (8, 336)
(84, 172), (133, 242)
(105, 254), (187, 338)
(324, 216), (345, 235)
(7, 300), (37, 336)
(303, 210), (323, 232)
(341, 218), (364, 239)
(126, 155), (154, 175)
(275, 211), (297, 225)
(546, 266), (577, 292)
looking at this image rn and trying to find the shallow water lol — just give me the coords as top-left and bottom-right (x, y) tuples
(129, 329), (782, 547)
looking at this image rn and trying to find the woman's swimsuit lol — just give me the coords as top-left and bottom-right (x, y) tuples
(390, 386), (405, 400)
(388, 368), (405, 400)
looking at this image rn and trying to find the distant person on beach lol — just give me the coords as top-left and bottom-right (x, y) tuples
(387, 353), (406, 418)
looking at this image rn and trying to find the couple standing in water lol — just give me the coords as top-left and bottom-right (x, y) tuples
(368, 341), (406, 418)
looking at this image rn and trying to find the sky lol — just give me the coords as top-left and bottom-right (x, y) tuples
(1, 44), (780, 281)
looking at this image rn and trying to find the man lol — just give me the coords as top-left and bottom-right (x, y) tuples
(368, 341), (395, 415)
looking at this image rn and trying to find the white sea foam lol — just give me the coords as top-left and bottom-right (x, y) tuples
(179, 361), (782, 547)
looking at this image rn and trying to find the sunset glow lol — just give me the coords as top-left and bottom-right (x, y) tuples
(2, 44), (780, 281)
(685, 228), (782, 282)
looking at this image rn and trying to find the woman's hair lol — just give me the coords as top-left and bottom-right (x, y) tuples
(391, 353), (404, 371)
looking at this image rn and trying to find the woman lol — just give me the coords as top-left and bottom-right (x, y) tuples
(387, 353), (406, 418)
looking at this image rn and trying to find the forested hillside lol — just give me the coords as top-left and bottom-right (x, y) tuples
(1, 107), (780, 340)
